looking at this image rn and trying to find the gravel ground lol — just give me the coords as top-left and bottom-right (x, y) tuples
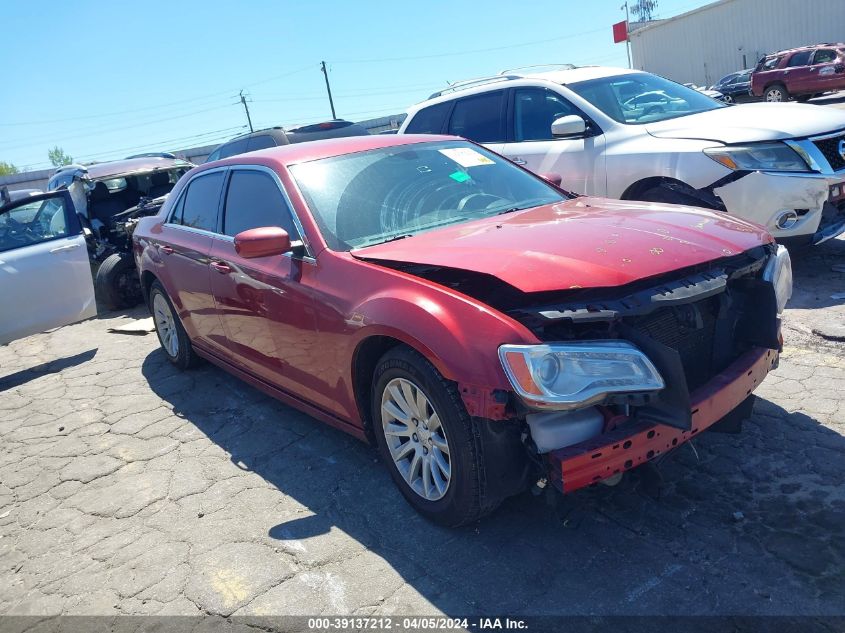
(0, 234), (844, 620)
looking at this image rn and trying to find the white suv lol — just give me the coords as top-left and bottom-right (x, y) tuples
(399, 66), (845, 248)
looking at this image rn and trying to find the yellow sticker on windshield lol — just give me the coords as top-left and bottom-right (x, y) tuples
(439, 147), (495, 168)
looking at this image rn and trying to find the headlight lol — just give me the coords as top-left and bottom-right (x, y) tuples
(704, 143), (811, 172)
(763, 244), (793, 313)
(498, 341), (665, 410)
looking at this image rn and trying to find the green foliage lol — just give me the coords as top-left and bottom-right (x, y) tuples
(0, 161), (19, 175)
(48, 146), (74, 168)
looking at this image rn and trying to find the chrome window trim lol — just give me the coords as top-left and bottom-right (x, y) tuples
(164, 165), (229, 226)
(223, 163), (315, 260)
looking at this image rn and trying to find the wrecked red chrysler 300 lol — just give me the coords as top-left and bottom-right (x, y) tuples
(132, 135), (791, 526)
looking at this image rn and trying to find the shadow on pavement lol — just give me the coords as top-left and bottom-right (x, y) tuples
(0, 348), (97, 391)
(140, 345), (845, 616)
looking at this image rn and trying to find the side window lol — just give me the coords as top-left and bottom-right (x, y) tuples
(179, 172), (224, 232)
(447, 91), (505, 143)
(513, 88), (579, 142)
(223, 170), (300, 239)
(0, 196), (70, 253)
(246, 135), (277, 152)
(787, 51), (812, 67)
(218, 138), (249, 160)
(405, 102), (451, 134)
(168, 191), (186, 224)
(813, 49), (837, 65)
(761, 56), (781, 71)
(205, 147), (222, 163)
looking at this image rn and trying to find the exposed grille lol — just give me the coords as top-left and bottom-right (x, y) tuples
(813, 133), (845, 172)
(624, 296), (724, 392)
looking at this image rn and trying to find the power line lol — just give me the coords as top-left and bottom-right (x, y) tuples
(331, 27), (607, 64)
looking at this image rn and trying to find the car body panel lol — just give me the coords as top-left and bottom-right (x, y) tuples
(644, 102), (845, 143)
(354, 197), (771, 293)
(133, 137), (780, 503)
(0, 190), (96, 345)
(399, 68), (845, 242)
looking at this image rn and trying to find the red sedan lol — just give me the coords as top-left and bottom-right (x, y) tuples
(133, 134), (790, 526)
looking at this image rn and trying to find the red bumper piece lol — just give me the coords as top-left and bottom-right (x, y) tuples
(547, 347), (778, 494)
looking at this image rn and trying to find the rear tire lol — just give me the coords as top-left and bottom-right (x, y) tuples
(371, 346), (496, 526)
(764, 84), (788, 102)
(96, 252), (143, 311)
(149, 281), (199, 370)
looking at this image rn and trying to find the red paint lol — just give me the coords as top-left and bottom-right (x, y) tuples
(357, 197), (772, 293)
(134, 135), (777, 475)
(612, 20), (628, 44)
(548, 346), (778, 493)
(234, 226), (292, 258)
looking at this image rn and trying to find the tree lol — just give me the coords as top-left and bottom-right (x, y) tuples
(631, 0), (659, 21)
(0, 161), (19, 176)
(48, 146), (73, 167)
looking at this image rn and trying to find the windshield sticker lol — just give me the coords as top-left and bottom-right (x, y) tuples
(439, 147), (494, 167)
(449, 170), (471, 183)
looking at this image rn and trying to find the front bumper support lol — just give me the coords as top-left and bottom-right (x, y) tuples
(547, 346), (779, 493)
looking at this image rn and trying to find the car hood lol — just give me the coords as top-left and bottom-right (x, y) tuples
(646, 103), (845, 143)
(353, 198), (772, 293)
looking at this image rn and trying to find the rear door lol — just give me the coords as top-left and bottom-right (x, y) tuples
(782, 50), (814, 94)
(445, 90), (507, 156)
(500, 87), (606, 196)
(807, 48), (844, 93)
(0, 190), (96, 345)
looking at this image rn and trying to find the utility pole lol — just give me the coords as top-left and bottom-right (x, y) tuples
(239, 90), (254, 132)
(623, 2), (633, 69)
(320, 61), (337, 120)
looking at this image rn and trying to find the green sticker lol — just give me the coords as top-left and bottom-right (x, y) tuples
(450, 171), (471, 183)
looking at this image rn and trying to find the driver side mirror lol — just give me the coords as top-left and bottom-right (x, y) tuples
(551, 115), (587, 138)
(234, 226), (292, 258)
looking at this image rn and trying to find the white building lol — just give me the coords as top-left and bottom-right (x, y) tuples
(629, 0), (845, 86)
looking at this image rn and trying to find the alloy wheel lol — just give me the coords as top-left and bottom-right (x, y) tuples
(380, 377), (451, 501)
(153, 293), (179, 358)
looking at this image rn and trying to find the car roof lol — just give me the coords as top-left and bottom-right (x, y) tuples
(767, 42), (845, 56)
(83, 156), (192, 180)
(204, 134), (456, 169)
(410, 66), (641, 109)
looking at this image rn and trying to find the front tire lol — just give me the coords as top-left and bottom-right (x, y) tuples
(371, 346), (493, 526)
(96, 252), (143, 311)
(149, 281), (199, 370)
(765, 84), (788, 102)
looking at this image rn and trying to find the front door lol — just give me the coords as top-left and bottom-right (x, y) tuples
(500, 87), (606, 196)
(208, 167), (324, 402)
(0, 190), (96, 345)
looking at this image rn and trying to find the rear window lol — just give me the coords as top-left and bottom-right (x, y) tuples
(447, 91), (505, 143)
(405, 102), (451, 134)
(787, 51), (812, 67)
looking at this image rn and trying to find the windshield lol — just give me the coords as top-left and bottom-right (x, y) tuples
(290, 141), (567, 251)
(568, 73), (725, 124)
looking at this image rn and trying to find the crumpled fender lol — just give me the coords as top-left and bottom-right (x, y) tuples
(714, 172), (830, 237)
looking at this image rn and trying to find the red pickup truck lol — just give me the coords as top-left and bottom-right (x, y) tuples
(751, 43), (845, 102)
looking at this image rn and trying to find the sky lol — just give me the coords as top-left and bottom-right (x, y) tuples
(0, 0), (711, 171)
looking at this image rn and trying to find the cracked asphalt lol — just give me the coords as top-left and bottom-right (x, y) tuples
(1, 238), (844, 619)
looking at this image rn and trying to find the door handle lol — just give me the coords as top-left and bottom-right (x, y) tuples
(510, 157), (527, 166)
(210, 261), (232, 274)
(158, 244), (174, 255)
(49, 244), (80, 254)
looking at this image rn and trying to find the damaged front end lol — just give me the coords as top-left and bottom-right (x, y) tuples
(375, 244), (786, 494)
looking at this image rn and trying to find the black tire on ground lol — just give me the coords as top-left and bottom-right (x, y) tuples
(149, 281), (200, 370)
(795, 94), (812, 102)
(371, 346), (499, 526)
(95, 252), (143, 311)
(764, 84), (789, 102)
